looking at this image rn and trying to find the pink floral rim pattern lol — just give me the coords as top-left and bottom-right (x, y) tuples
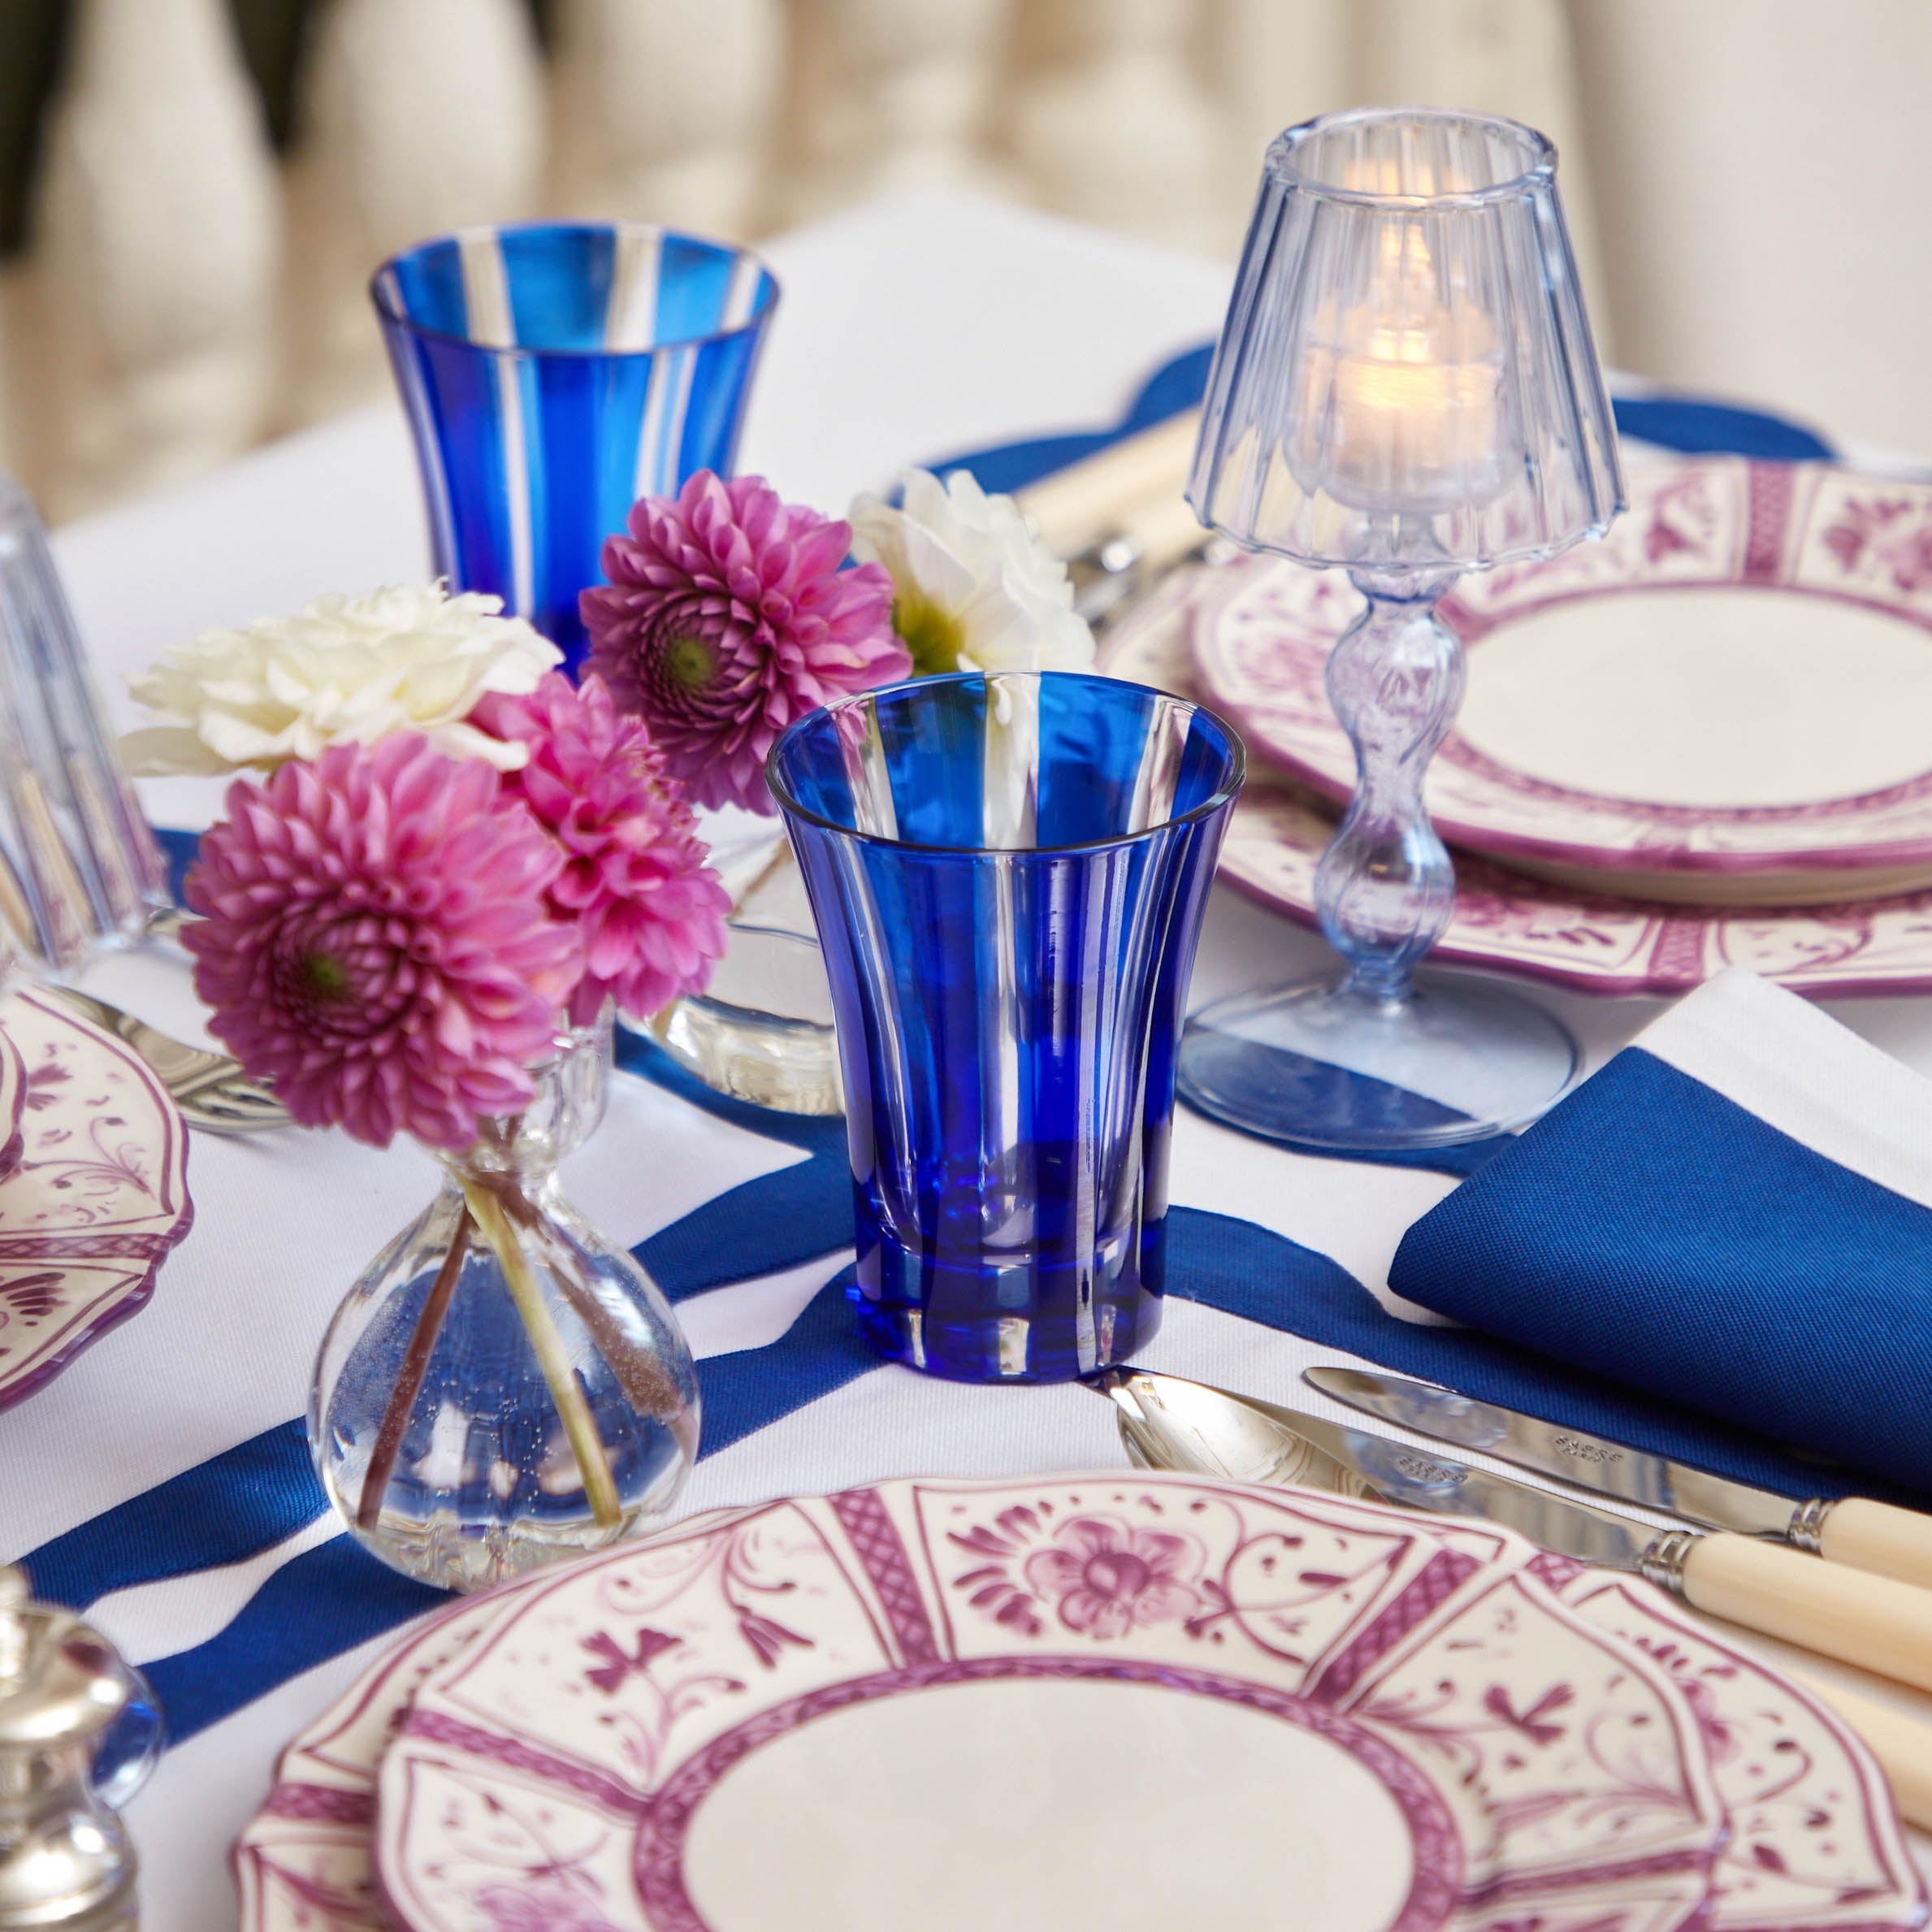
(1193, 460), (1932, 875)
(1107, 574), (1932, 998)
(237, 1473), (1925, 1932)
(0, 987), (193, 1414)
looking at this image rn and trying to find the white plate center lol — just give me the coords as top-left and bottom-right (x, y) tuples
(1457, 587), (1932, 808)
(680, 1674), (1419, 1932)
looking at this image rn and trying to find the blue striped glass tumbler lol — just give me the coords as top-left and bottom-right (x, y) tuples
(769, 672), (1245, 1383)
(374, 223), (779, 670)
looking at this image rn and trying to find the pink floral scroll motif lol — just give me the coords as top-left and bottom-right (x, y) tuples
(1020, 1515), (1204, 1639)
(1817, 494), (1932, 595)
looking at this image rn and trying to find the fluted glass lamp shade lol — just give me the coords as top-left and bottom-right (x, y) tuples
(1189, 108), (1622, 571)
(1177, 108), (1623, 1154)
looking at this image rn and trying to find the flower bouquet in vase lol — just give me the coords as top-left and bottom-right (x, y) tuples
(579, 466), (1095, 1111)
(128, 589), (731, 1590)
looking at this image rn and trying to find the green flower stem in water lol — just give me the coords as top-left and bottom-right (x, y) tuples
(460, 1175), (622, 1529)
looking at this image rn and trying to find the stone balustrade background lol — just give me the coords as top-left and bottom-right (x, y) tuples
(0, 0), (1926, 523)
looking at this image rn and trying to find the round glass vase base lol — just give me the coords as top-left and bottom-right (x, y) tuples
(322, 1480), (684, 1596)
(309, 1016), (703, 1595)
(1178, 969), (1580, 1151)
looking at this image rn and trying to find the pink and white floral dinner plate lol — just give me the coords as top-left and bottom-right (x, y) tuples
(382, 1475), (1739, 1932)
(1109, 572), (1932, 998)
(0, 985), (192, 1413)
(231, 1472), (1926, 1932)
(1193, 461), (1932, 903)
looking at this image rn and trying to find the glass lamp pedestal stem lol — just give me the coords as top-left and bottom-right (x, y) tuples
(1178, 569), (1578, 1150)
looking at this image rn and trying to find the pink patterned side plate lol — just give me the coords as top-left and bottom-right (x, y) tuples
(372, 1474), (1731, 1932)
(1193, 461), (1932, 890)
(0, 985), (192, 1412)
(232, 1511), (743, 1932)
(1542, 1562), (1924, 1932)
(1109, 571), (1932, 998)
(235, 1567), (562, 1930)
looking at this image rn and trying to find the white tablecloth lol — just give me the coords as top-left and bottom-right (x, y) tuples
(8, 190), (1932, 1930)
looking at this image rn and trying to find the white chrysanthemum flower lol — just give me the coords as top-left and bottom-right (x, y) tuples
(848, 468), (1094, 676)
(121, 583), (563, 777)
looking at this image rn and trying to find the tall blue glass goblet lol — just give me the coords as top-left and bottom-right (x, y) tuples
(1179, 107), (1624, 1150)
(770, 672), (1243, 1383)
(374, 222), (779, 670)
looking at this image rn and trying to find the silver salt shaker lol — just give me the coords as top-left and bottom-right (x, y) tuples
(0, 1566), (159, 1930)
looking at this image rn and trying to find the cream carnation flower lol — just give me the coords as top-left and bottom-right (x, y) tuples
(848, 468), (1094, 677)
(122, 583), (562, 778)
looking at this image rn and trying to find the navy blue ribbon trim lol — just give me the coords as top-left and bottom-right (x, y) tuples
(21, 1420), (318, 1611)
(137, 1273), (884, 1745)
(134, 1187), (1921, 1746)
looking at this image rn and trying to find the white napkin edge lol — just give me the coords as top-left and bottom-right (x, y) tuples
(1636, 966), (1932, 1213)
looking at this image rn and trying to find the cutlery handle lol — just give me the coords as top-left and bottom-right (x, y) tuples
(1114, 487), (1211, 576)
(1789, 1669), (1932, 1833)
(1678, 1531), (1932, 1693)
(1016, 411), (1199, 552)
(1816, 1497), (1932, 1592)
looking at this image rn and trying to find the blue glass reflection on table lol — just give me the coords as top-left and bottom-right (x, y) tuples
(373, 222), (779, 670)
(769, 672), (1244, 1384)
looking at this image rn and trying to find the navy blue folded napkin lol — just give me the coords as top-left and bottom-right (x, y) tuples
(1390, 968), (1932, 1492)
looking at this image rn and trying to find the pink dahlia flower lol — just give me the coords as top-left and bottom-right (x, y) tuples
(182, 734), (580, 1150)
(473, 672), (731, 1026)
(581, 470), (908, 812)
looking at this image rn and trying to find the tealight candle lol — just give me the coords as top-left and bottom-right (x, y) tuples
(1328, 311), (1499, 509)
(1296, 228), (1504, 514)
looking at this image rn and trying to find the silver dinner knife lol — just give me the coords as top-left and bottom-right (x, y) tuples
(1304, 1363), (1932, 1592)
(1089, 1366), (1932, 1696)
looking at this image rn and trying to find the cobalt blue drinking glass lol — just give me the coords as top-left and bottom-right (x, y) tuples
(769, 672), (1244, 1384)
(373, 222), (779, 670)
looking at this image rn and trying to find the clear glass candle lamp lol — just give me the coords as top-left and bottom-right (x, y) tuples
(1179, 107), (1624, 1150)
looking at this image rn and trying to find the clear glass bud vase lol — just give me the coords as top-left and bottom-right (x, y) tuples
(310, 1013), (700, 1592)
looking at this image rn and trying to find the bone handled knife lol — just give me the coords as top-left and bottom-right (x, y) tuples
(1303, 1364), (1932, 1592)
(1092, 1367), (1932, 1699)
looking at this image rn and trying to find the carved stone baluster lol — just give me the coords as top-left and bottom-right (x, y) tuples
(282, 0), (545, 428)
(1358, 0), (1610, 349)
(28, 0), (282, 519)
(1002, 0), (1225, 253)
(1202, 0), (1348, 245)
(774, 0), (1016, 226)
(548, 0), (783, 238)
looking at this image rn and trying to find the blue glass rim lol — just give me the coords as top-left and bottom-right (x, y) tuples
(1269, 106), (1557, 210)
(766, 670), (1248, 858)
(370, 219), (781, 359)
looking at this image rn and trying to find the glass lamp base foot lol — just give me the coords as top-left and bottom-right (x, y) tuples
(1177, 970), (1579, 1151)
